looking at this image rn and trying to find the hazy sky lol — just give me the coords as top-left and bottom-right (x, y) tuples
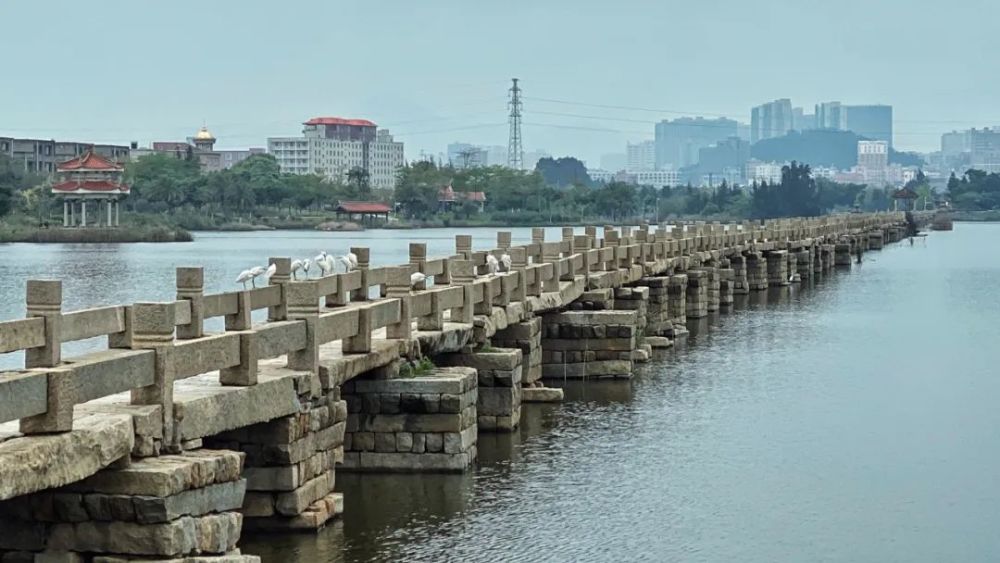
(3, 0), (997, 163)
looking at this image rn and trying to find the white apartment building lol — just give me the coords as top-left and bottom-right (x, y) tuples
(268, 117), (404, 190)
(626, 140), (656, 172)
(634, 169), (680, 188)
(745, 160), (784, 185)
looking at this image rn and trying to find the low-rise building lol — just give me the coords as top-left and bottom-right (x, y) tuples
(0, 137), (129, 174)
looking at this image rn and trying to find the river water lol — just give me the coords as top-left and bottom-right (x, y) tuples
(3, 224), (999, 561)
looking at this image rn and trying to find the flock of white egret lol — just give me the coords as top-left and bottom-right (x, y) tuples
(235, 250), (514, 290)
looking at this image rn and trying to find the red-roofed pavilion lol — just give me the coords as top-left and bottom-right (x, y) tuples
(335, 201), (392, 225)
(52, 149), (129, 227)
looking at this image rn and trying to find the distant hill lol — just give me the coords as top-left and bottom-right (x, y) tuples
(751, 129), (924, 169)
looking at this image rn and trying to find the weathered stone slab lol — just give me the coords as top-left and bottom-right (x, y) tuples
(0, 413), (133, 501)
(132, 480), (247, 524)
(68, 450), (243, 498)
(0, 370), (48, 424)
(545, 310), (637, 326)
(522, 387), (564, 402)
(343, 450), (476, 472)
(541, 360), (632, 378)
(48, 512), (242, 556)
(172, 369), (302, 441)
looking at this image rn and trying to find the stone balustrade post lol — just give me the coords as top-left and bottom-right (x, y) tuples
(220, 329), (258, 387)
(24, 280), (61, 369)
(449, 260), (476, 323)
(267, 257), (291, 322)
(417, 288), (444, 332)
(573, 235), (591, 277)
(175, 267), (204, 340)
(286, 281), (321, 396)
(509, 247), (528, 304)
(225, 290), (252, 331)
(497, 231), (512, 250)
(456, 235), (473, 259)
(561, 227), (574, 257)
(385, 266), (412, 340)
(130, 302), (177, 449)
(19, 365), (74, 434)
(343, 306), (373, 354)
(324, 274), (348, 308)
(531, 228), (545, 263)
(541, 242), (563, 290)
(410, 243), (428, 291)
(351, 247), (371, 300)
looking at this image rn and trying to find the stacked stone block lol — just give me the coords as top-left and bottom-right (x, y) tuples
(438, 349), (522, 431)
(204, 395), (346, 532)
(730, 255), (750, 294)
(0, 451), (255, 562)
(685, 270), (708, 319)
(492, 317), (542, 388)
(786, 252), (800, 283)
(746, 252), (768, 290)
(541, 311), (638, 379)
(703, 268), (720, 312)
(718, 268), (735, 307)
(341, 367), (478, 472)
(766, 250), (790, 286)
(613, 287), (651, 362)
(633, 277), (671, 336)
(667, 274), (688, 333)
(834, 243), (853, 266)
(796, 249), (813, 280)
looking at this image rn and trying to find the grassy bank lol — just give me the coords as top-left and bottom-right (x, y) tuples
(0, 214), (192, 243)
(951, 210), (1000, 222)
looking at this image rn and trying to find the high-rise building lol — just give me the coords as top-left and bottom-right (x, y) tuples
(750, 98), (793, 143)
(793, 108), (815, 131)
(815, 102), (893, 147)
(654, 117), (737, 170)
(844, 105), (893, 147)
(485, 145), (508, 166)
(697, 137), (750, 177)
(858, 140), (889, 186)
(941, 130), (972, 158)
(625, 140), (656, 172)
(969, 127), (1000, 172)
(815, 102), (847, 130)
(267, 117), (404, 189)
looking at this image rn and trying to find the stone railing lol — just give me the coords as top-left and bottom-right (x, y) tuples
(0, 212), (909, 446)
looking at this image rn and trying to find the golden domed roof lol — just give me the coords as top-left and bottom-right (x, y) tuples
(194, 126), (215, 141)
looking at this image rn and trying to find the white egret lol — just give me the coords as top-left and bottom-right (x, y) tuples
(499, 253), (512, 272)
(264, 263), (277, 281)
(346, 252), (358, 270)
(301, 258), (311, 278)
(322, 254), (336, 276)
(248, 266), (266, 288)
(235, 269), (254, 289)
(290, 259), (304, 280)
(334, 255), (352, 273)
(486, 254), (500, 275)
(316, 252), (332, 276)
(410, 272), (427, 289)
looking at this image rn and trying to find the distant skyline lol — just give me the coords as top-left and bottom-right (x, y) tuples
(3, 0), (999, 165)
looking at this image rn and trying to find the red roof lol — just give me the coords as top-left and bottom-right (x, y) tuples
(336, 201), (391, 213)
(52, 180), (129, 193)
(892, 188), (919, 199)
(304, 117), (377, 127)
(57, 150), (124, 172)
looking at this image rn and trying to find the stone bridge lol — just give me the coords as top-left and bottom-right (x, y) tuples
(0, 213), (918, 562)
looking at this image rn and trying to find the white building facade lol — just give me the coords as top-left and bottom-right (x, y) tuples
(626, 140), (656, 172)
(268, 117), (404, 189)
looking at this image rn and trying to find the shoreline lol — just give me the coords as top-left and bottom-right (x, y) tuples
(0, 226), (193, 243)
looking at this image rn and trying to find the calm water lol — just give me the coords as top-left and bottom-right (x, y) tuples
(4, 224), (1000, 561)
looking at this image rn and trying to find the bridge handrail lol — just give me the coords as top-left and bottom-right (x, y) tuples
(0, 213), (914, 440)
